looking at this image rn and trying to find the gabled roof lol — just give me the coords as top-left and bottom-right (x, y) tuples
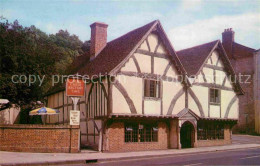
(177, 40), (244, 95)
(177, 40), (218, 76)
(176, 108), (200, 120)
(46, 20), (188, 96)
(77, 20), (186, 78)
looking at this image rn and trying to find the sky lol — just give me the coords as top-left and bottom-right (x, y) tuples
(0, 0), (259, 50)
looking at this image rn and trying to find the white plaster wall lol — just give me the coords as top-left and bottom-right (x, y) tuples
(190, 86), (208, 117)
(134, 53), (151, 73)
(120, 57), (138, 72)
(166, 66), (178, 77)
(139, 40), (149, 50)
(209, 105), (221, 118)
(206, 58), (211, 64)
(196, 73), (204, 83)
(203, 68), (214, 83)
(144, 100), (161, 115)
(211, 51), (219, 65)
(173, 94), (185, 115)
(188, 94), (201, 117)
(217, 59), (224, 67)
(112, 84), (131, 114)
(117, 75), (143, 114)
(111, 33), (185, 116)
(221, 90), (238, 119)
(147, 33), (158, 52)
(228, 99), (239, 119)
(154, 57), (169, 75)
(215, 70), (225, 85)
(225, 77), (233, 88)
(157, 44), (166, 53)
(163, 82), (183, 115)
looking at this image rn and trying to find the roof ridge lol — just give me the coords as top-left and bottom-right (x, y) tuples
(177, 40), (219, 52)
(107, 20), (158, 44)
(233, 42), (256, 51)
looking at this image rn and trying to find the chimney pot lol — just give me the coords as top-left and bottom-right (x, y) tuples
(222, 28), (235, 59)
(90, 22), (108, 60)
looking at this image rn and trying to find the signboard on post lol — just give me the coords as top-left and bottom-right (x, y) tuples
(66, 78), (85, 97)
(66, 77), (85, 125)
(70, 110), (80, 125)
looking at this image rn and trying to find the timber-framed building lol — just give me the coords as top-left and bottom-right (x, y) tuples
(45, 20), (243, 152)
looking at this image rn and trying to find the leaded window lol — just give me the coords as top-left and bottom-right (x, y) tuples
(197, 121), (224, 140)
(125, 123), (158, 142)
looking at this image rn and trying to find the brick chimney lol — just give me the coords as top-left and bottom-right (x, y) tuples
(222, 28), (235, 59)
(90, 22), (108, 60)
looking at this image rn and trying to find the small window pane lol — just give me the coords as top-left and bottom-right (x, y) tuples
(125, 123), (158, 142)
(210, 89), (220, 104)
(144, 80), (161, 98)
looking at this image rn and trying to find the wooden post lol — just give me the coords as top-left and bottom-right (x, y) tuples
(98, 121), (103, 152)
(178, 120), (181, 149)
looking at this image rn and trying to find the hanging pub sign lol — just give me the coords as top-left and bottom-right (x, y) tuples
(66, 77), (85, 97)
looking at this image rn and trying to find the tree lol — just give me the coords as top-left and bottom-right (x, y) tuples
(0, 19), (86, 123)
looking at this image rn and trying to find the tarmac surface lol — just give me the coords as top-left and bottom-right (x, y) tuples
(86, 147), (260, 166)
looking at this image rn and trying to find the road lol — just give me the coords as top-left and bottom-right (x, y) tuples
(86, 148), (260, 166)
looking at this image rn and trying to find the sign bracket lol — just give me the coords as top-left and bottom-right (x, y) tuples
(71, 97), (80, 110)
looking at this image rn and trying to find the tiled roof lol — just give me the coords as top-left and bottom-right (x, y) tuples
(177, 40), (218, 76)
(77, 20), (158, 77)
(177, 40), (244, 95)
(233, 42), (255, 58)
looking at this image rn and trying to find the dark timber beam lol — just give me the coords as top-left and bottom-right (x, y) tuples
(201, 70), (207, 83)
(154, 40), (161, 53)
(118, 71), (179, 82)
(222, 76), (227, 86)
(163, 62), (172, 76)
(132, 56), (141, 73)
(146, 39), (151, 52)
(224, 95), (238, 118)
(167, 88), (185, 115)
(188, 88), (205, 117)
(193, 82), (233, 91)
(114, 80), (137, 114)
(204, 64), (224, 71)
(136, 49), (168, 59)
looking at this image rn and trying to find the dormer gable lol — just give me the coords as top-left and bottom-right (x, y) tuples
(177, 108), (200, 120)
(177, 40), (243, 95)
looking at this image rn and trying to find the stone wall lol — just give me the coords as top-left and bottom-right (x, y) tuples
(0, 125), (80, 153)
(233, 56), (255, 133)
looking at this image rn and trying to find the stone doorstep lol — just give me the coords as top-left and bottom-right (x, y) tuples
(1, 144), (260, 166)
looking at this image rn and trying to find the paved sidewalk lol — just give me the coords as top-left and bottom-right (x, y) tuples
(0, 144), (260, 165)
(232, 134), (260, 144)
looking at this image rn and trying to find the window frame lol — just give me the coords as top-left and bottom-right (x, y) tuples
(197, 121), (224, 140)
(209, 88), (221, 105)
(144, 79), (161, 100)
(125, 122), (158, 143)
